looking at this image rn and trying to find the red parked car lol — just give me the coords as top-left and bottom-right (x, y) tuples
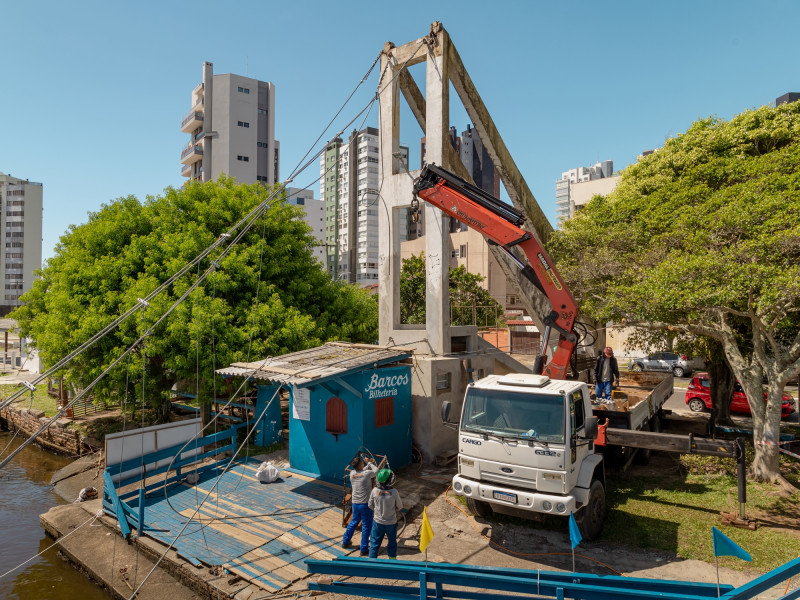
(685, 373), (795, 418)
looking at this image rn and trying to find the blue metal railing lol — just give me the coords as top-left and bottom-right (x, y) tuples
(102, 420), (249, 539)
(306, 556), (800, 600)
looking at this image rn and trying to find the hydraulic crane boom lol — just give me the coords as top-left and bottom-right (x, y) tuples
(412, 164), (579, 379)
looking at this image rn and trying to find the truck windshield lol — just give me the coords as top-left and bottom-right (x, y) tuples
(461, 388), (565, 444)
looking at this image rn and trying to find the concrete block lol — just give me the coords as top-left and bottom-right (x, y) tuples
(54, 418), (73, 428)
(29, 408), (45, 419)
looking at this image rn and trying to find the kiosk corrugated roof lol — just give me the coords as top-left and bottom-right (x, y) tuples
(217, 342), (413, 387)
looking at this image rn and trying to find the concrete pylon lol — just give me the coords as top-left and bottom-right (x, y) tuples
(377, 22), (550, 463)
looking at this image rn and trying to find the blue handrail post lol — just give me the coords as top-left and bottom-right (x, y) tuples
(103, 470), (132, 539)
(138, 487), (146, 537)
(420, 571), (427, 600)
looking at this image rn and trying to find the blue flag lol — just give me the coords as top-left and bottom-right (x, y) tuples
(712, 527), (751, 561)
(569, 512), (582, 549)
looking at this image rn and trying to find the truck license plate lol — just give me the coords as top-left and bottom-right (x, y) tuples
(493, 491), (517, 504)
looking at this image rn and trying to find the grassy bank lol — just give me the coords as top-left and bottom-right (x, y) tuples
(0, 384), (59, 417)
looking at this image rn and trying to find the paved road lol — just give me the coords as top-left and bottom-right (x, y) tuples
(664, 376), (690, 413)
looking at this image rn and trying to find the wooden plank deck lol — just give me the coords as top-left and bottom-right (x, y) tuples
(140, 458), (344, 592)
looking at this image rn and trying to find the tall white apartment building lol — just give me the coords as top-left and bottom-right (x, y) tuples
(181, 62), (279, 186)
(0, 173), (43, 315)
(555, 160), (615, 226)
(320, 127), (407, 285)
(286, 187), (325, 265)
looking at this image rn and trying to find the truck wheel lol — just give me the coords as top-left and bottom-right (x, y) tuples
(466, 497), (493, 518)
(631, 364), (643, 372)
(688, 398), (705, 413)
(576, 480), (606, 541)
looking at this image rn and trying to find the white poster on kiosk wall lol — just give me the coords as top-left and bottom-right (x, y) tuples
(292, 386), (310, 421)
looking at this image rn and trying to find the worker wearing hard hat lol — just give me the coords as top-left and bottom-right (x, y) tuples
(342, 455), (379, 555)
(368, 469), (403, 559)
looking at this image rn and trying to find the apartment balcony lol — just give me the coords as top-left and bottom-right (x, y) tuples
(181, 164), (192, 178)
(181, 109), (204, 133)
(180, 143), (203, 165)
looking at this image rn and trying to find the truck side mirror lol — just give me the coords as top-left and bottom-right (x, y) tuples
(441, 401), (452, 423)
(583, 416), (599, 440)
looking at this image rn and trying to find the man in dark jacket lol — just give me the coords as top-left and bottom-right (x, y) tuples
(594, 346), (620, 402)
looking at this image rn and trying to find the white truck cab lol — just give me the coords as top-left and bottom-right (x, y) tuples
(444, 373), (606, 539)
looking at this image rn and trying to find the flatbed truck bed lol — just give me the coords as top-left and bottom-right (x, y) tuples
(591, 371), (673, 431)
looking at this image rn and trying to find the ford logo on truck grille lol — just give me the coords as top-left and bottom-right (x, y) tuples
(500, 467), (513, 473)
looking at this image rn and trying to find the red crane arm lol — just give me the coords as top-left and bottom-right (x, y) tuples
(412, 165), (579, 380)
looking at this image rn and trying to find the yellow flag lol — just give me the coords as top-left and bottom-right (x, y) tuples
(419, 506), (434, 553)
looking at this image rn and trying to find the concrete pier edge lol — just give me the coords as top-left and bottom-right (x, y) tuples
(39, 499), (270, 599)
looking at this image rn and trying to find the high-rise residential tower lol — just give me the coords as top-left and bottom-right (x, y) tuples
(405, 125), (515, 311)
(0, 173), (43, 315)
(416, 125), (501, 239)
(320, 136), (343, 277)
(181, 62), (279, 186)
(421, 125), (500, 196)
(320, 127), (407, 285)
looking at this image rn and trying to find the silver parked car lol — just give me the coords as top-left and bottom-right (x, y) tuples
(628, 352), (692, 378)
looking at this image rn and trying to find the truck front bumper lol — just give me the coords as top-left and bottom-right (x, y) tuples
(452, 475), (577, 515)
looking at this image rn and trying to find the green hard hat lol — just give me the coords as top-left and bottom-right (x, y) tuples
(377, 468), (392, 483)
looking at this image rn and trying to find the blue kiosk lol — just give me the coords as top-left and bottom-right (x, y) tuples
(220, 343), (413, 481)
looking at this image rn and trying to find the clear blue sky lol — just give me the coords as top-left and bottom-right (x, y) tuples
(2, 0), (798, 262)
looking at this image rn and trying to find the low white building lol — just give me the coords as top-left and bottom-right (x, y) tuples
(555, 160), (616, 226)
(286, 187), (325, 265)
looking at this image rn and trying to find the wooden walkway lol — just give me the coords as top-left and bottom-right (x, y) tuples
(142, 458), (345, 592)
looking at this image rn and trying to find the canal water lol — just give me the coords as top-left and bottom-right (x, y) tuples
(0, 430), (110, 599)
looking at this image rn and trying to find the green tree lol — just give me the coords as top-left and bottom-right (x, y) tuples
(13, 178), (378, 420)
(550, 102), (800, 483)
(400, 253), (504, 327)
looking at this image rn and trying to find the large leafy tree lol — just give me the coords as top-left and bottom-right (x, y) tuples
(13, 178), (378, 419)
(400, 253), (504, 327)
(550, 102), (800, 482)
